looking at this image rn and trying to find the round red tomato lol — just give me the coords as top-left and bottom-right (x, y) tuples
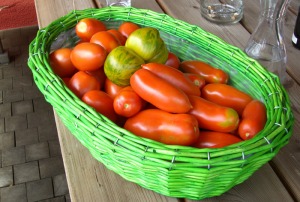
(113, 86), (145, 117)
(82, 90), (117, 122)
(165, 52), (180, 69)
(49, 48), (77, 78)
(70, 42), (107, 71)
(85, 68), (107, 90)
(90, 31), (120, 53)
(75, 18), (107, 42)
(118, 22), (140, 38)
(104, 78), (125, 99)
(69, 71), (101, 98)
(107, 29), (127, 46)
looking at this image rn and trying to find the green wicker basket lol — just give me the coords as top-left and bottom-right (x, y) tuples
(28, 7), (294, 200)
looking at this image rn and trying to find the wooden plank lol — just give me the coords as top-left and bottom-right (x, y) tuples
(34, 0), (177, 201)
(157, 0), (298, 201)
(34, 0), (96, 28)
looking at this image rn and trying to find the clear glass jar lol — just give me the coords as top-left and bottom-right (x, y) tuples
(244, 0), (290, 84)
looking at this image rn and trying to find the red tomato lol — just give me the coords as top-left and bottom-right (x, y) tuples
(90, 31), (120, 53)
(107, 29), (127, 46)
(85, 68), (106, 90)
(104, 78), (125, 99)
(113, 86), (145, 117)
(75, 18), (107, 42)
(69, 71), (101, 98)
(202, 83), (253, 116)
(49, 48), (77, 78)
(142, 63), (200, 96)
(238, 100), (267, 140)
(184, 73), (206, 90)
(124, 109), (199, 146)
(193, 131), (242, 148)
(180, 60), (229, 84)
(118, 22), (140, 38)
(82, 90), (117, 122)
(188, 95), (240, 133)
(165, 52), (180, 69)
(130, 69), (192, 114)
(70, 42), (107, 71)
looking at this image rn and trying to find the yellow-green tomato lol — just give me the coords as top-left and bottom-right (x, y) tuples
(104, 46), (145, 86)
(125, 27), (168, 64)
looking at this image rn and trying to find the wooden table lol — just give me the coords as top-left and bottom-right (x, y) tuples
(34, 0), (300, 201)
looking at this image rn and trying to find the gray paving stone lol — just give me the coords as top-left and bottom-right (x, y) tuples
(0, 184), (27, 202)
(0, 91), (3, 104)
(38, 122), (58, 142)
(0, 166), (13, 187)
(48, 140), (62, 157)
(13, 75), (33, 89)
(39, 157), (65, 178)
(15, 127), (39, 146)
(14, 161), (40, 184)
(39, 196), (66, 202)
(1, 146), (25, 167)
(3, 65), (23, 78)
(0, 132), (15, 150)
(23, 64), (33, 76)
(23, 85), (43, 100)
(0, 118), (4, 133)
(33, 97), (52, 112)
(0, 150), (1, 167)
(0, 68), (3, 79)
(26, 178), (54, 202)
(65, 194), (71, 202)
(12, 100), (33, 115)
(26, 142), (50, 162)
(3, 88), (24, 103)
(5, 114), (27, 132)
(27, 110), (55, 129)
(0, 78), (12, 90)
(0, 102), (11, 117)
(53, 174), (69, 197)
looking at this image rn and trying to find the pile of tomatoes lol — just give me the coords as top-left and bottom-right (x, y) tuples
(49, 18), (267, 149)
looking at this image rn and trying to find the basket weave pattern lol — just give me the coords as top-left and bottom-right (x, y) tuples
(28, 7), (294, 200)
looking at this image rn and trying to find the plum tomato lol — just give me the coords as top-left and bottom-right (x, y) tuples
(238, 100), (267, 140)
(165, 52), (180, 69)
(82, 90), (117, 123)
(118, 21), (140, 38)
(75, 18), (107, 42)
(188, 95), (240, 133)
(70, 42), (107, 71)
(130, 69), (192, 114)
(180, 60), (229, 84)
(69, 71), (101, 98)
(49, 48), (77, 78)
(193, 131), (242, 148)
(202, 83), (253, 116)
(90, 31), (120, 53)
(124, 109), (199, 146)
(113, 86), (145, 118)
(184, 73), (206, 90)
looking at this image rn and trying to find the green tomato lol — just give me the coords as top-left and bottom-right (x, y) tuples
(104, 46), (145, 87)
(125, 27), (168, 64)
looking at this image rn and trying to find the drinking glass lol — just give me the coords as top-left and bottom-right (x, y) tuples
(106, 0), (131, 7)
(200, 0), (244, 24)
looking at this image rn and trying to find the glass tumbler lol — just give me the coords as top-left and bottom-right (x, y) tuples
(106, 0), (131, 7)
(200, 0), (244, 24)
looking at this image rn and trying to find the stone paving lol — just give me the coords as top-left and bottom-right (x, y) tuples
(0, 26), (70, 202)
